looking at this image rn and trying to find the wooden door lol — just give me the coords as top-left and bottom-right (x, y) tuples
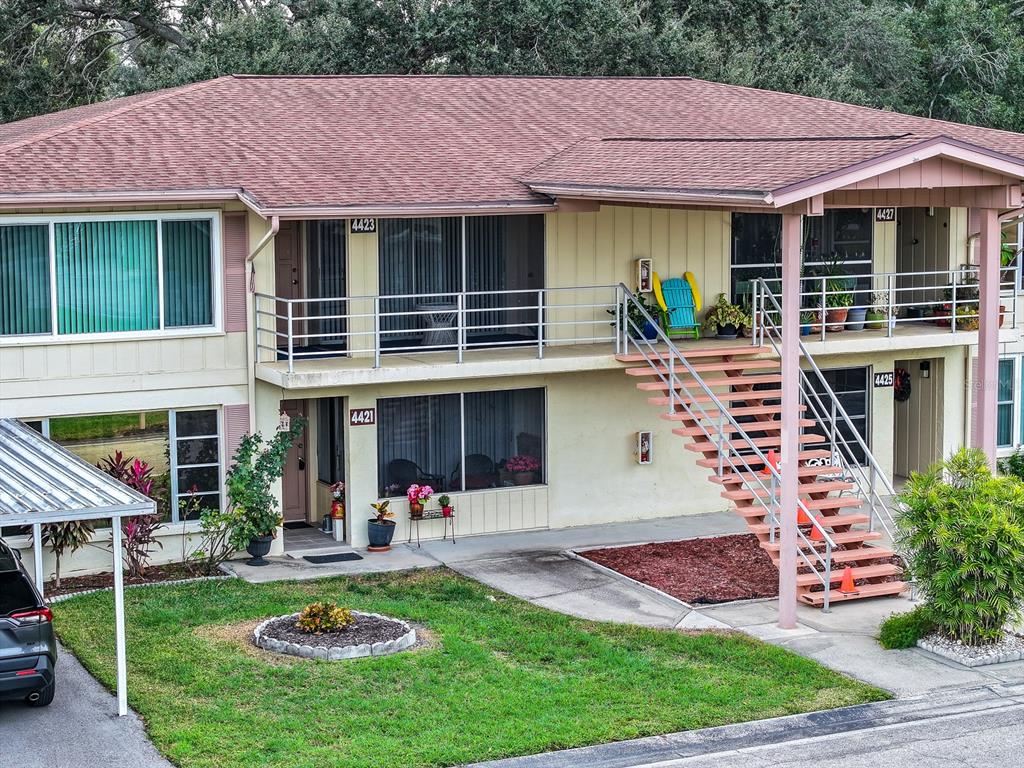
(275, 221), (303, 344)
(281, 400), (309, 523)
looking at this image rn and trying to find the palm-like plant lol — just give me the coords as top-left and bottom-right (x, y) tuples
(895, 448), (1024, 645)
(37, 520), (94, 589)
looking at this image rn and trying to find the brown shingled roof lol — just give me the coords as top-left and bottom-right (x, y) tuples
(0, 75), (1022, 212)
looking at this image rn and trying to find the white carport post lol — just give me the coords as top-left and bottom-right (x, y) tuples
(111, 520), (128, 716)
(32, 522), (44, 594)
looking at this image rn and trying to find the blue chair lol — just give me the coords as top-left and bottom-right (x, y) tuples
(660, 277), (701, 339)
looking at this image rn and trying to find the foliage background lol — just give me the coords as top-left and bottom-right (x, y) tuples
(1, 1), (1022, 130)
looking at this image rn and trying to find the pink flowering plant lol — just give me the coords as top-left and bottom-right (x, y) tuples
(406, 484), (434, 505)
(505, 455), (541, 473)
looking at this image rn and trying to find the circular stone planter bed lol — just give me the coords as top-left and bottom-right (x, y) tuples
(253, 611), (416, 660)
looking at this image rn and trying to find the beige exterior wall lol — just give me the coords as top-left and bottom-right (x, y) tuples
(0, 204), (250, 421)
(303, 367), (727, 548)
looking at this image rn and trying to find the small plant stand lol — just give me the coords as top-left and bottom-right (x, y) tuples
(407, 509), (456, 548)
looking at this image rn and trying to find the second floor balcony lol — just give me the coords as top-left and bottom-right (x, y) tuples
(254, 263), (1021, 389)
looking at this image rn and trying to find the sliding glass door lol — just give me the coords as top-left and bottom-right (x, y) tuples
(378, 215), (544, 350)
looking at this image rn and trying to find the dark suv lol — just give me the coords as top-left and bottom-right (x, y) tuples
(0, 539), (56, 707)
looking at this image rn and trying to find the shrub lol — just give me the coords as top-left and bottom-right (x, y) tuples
(36, 520), (94, 589)
(879, 606), (935, 649)
(998, 448), (1024, 482)
(895, 448), (1024, 645)
(224, 419), (305, 550)
(97, 452), (163, 578)
(296, 602), (355, 634)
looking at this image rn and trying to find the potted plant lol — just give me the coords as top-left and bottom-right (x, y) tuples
(225, 420), (305, 567)
(330, 481), (346, 520)
(824, 279), (854, 332)
(505, 455), (541, 485)
(846, 303), (868, 331)
(609, 293), (663, 340)
(438, 494), (454, 517)
(702, 293), (750, 339)
(799, 310), (815, 336)
(406, 484), (433, 518)
(368, 500), (395, 550)
(865, 292), (889, 330)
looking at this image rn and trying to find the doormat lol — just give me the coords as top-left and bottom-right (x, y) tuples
(284, 521), (314, 530)
(303, 553), (364, 564)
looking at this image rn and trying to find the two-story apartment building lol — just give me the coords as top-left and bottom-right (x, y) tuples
(1, 77), (1021, 602)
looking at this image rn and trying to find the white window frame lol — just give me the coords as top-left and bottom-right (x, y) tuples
(0, 210), (223, 345)
(21, 407), (225, 523)
(376, 386), (548, 498)
(996, 355), (1020, 452)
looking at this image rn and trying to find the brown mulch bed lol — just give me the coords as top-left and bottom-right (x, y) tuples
(44, 562), (214, 598)
(582, 534), (779, 604)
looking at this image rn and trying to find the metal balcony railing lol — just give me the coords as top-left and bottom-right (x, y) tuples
(751, 264), (1021, 342)
(255, 286), (622, 372)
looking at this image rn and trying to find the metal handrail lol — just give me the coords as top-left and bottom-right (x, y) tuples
(753, 264), (1020, 342)
(753, 278), (899, 540)
(254, 286), (621, 372)
(617, 284), (838, 608)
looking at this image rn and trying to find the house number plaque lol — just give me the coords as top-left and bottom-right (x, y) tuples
(349, 408), (376, 426)
(350, 218), (377, 233)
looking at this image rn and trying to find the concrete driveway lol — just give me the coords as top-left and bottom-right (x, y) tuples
(0, 643), (171, 768)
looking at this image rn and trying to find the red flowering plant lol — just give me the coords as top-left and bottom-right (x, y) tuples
(97, 452), (164, 579)
(406, 484), (434, 506)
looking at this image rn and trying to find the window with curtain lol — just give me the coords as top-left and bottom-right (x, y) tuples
(0, 215), (216, 337)
(0, 224), (50, 336)
(377, 388), (545, 497)
(163, 220), (213, 328)
(998, 358), (1014, 448)
(377, 216), (543, 348)
(307, 220), (347, 347)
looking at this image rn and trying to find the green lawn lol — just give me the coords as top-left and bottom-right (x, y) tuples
(55, 570), (886, 768)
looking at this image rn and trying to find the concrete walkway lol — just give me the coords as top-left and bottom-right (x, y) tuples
(0, 643), (172, 768)
(471, 681), (1024, 768)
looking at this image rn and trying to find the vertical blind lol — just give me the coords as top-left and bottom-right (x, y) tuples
(308, 220), (347, 346)
(0, 224), (50, 336)
(377, 388), (545, 496)
(163, 220), (213, 328)
(55, 220), (160, 334)
(377, 216), (543, 345)
(0, 216), (216, 337)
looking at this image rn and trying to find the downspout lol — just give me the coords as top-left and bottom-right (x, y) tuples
(245, 214), (279, 430)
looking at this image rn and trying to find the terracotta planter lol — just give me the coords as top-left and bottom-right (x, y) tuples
(513, 472), (534, 486)
(825, 308), (849, 332)
(409, 501), (424, 518)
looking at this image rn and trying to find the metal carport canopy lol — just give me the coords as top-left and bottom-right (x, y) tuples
(0, 418), (156, 716)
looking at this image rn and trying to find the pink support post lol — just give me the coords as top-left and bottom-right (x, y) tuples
(778, 213), (801, 629)
(973, 208), (1000, 469)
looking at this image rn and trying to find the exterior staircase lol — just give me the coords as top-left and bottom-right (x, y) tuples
(615, 285), (908, 609)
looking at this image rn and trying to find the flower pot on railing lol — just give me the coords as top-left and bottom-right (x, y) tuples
(825, 308), (849, 332)
(865, 311), (886, 331)
(846, 307), (867, 331)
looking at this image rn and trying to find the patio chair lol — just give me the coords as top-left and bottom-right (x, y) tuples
(450, 453), (498, 490)
(386, 459), (445, 494)
(657, 275), (701, 340)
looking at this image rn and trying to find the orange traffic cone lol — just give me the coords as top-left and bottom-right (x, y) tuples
(760, 449), (779, 476)
(808, 520), (826, 542)
(838, 565), (859, 595)
(796, 505), (811, 525)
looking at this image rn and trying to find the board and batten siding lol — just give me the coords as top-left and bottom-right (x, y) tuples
(544, 205), (731, 341)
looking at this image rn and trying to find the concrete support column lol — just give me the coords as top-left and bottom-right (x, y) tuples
(345, 391), (380, 548)
(972, 208), (1000, 470)
(778, 213), (802, 629)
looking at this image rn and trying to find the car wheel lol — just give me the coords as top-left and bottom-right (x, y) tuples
(27, 677), (55, 707)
